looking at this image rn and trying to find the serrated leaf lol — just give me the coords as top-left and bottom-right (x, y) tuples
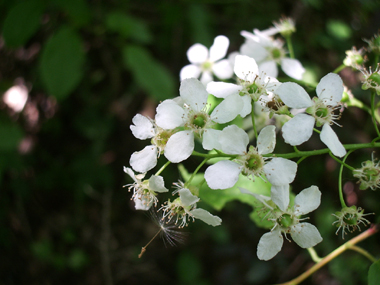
(2, 0), (45, 47)
(39, 27), (85, 100)
(369, 259), (380, 285)
(105, 12), (152, 44)
(123, 45), (175, 101)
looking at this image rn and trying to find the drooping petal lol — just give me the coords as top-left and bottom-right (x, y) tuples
(180, 64), (202, 80)
(281, 58), (305, 80)
(264, 157), (297, 185)
(276, 82), (312, 109)
(291, 223), (323, 248)
(202, 129), (222, 150)
(179, 188), (199, 206)
(270, 184), (290, 212)
(294, 185), (321, 215)
(316, 73), (344, 105)
(206, 82), (241, 98)
(209, 35), (229, 62)
(320, 124), (346, 157)
(259, 60), (278, 79)
(239, 94), (252, 118)
(212, 59), (234, 79)
(134, 196), (152, 210)
(130, 114), (155, 140)
(149, 175), (169, 193)
(130, 145), (158, 173)
(164, 131), (194, 163)
(187, 43), (208, 64)
(204, 160), (241, 190)
(123, 166), (139, 183)
(219, 125), (249, 155)
(257, 125), (276, 155)
(257, 229), (283, 261)
(180, 78), (208, 112)
(282, 114), (315, 145)
(211, 93), (243, 124)
(155, 99), (186, 129)
(234, 55), (259, 82)
(190, 208), (222, 226)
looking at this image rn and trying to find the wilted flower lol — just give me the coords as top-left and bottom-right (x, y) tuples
(353, 154), (380, 190)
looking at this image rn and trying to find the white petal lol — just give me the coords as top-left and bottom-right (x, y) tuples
(180, 78), (208, 112)
(179, 188), (199, 206)
(257, 125), (276, 155)
(134, 197), (152, 210)
(294, 185), (321, 215)
(130, 145), (158, 173)
(187, 43), (208, 64)
(320, 124), (346, 157)
(190, 208), (222, 226)
(130, 114), (155, 140)
(211, 93), (243, 124)
(155, 100), (186, 129)
(180, 64), (202, 80)
(164, 131), (194, 163)
(270, 184), (290, 211)
(206, 81), (241, 98)
(275, 82), (312, 109)
(264, 157), (297, 185)
(240, 41), (268, 62)
(234, 55), (259, 82)
(148, 175), (169, 193)
(291, 223), (323, 248)
(259, 61), (278, 78)
(123, 166), (138, 183)
(202, 129), (222, 150)
(212, 59), (234, 79)
(281, 58), (305, 80)
(282, 114), (315, 145)
(204, 160), (241, 190)
(257, 229), (283, 261)
(209, 35), (229, 62)
(219, 125), (249, 155)
(239, 94), (252, 118)
(316, 73), (344, 105)
(200, 71), (213, 85)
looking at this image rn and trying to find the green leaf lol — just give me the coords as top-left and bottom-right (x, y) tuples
(123, 45), (175, 101)
(369, 259), (380, 285)
(39, 26), (85, 101)
(0, 117), (24, 151)
(52, 0), (91, 27)
(2, 0), (45, 47)
(105, 12), (152, 44)
(326, 20), (351, 40)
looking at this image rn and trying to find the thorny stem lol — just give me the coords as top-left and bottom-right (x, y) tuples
(138, 228), (162, 258)
(277, 224), (379, 285)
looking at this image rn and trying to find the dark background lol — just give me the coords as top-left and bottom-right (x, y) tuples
(1, 0), (380, 284)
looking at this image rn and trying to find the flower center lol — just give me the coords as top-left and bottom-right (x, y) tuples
(193, 114), (206, 128)
(201, 60), (213, 72)
(238, 146), (266, 179)
(152, 129), (174, 152)
(271, 48), (282, 60)
(368, 72), (380, 87)
(306, 97), (340, 127)
(278, 214), (293, 228)
(343, 213), (358, 225)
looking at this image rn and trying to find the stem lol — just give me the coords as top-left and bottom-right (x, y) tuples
(277, 224), (379, 285)
(138, 228), (162, 258)
(155, 160), (171, 176)
(370, 91), (380, 139)
(285, 34), (295, 59)
(251, 100), (258, 138)
(307, 247), (322, 263)
(333, 64), (346, 74)
(349, 245), (377, 262)
(335, 150), (355, 209)
(186, 158), (209, 185)
(192, 150), (237, 159)
(329, 152), (355, 171)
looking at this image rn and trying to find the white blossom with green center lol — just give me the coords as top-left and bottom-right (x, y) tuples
(204, 125), (297, 194)
(155, 78), (243, 163)
(206, 55), (280, 118)
(123, 167), (169, 210)
(180, 35), (234, 85)
(253, 185), (323, 261)
(276, 73), (347, 157)
(240, 29), (305, 80)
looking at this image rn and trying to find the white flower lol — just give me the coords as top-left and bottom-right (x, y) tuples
(123, 167), (169, 210)
(206, 55), (280, 117)
(256, 185), (323, 260)
(129, 114), (176, 173)
(180, 35), (234, 85)
(155, 78), (243, 163)
(240, 29), (305, 80)
(276, 73), (346, 157)
(204, 125), (297, 193)
(159, 181), (222, 227)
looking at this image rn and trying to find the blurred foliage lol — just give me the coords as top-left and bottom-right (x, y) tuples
(1, 0), (380, 284)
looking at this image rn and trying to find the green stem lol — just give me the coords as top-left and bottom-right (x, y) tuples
(251, 100), (258, 138)
(192, 150), (237, 159)
(328, 152), (355, 171)
(186, 158), (209, 185)
(349, 245), (377, 263)
(335, 150), (355, 209)
(370, 91), (380, 139)
(307, 247), (322, 263)
(155, 160), (171, 176)
(333, 64), (346, 74)
(277, 225), (379, 285)
(285, 35), (294, 59)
